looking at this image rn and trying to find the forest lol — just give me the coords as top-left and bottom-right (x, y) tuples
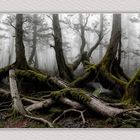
(0, 13), (140, 128)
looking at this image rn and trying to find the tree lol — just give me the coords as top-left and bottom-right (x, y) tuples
(61, 14), (105, 70)
(52, 14), (74, 81)
(15, 14), (29, 69)
(98, 14), (104, 60)
(0, 13), (140, 128)
(28, 14), (39, 68)
(71, 14), (123, 86)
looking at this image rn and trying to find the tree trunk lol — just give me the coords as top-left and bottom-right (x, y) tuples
(34, 51), (38, 68)
(71, 14), (103, 71)
(28, 14), (38, 68)
(9, 69), (26, 115)
(51, 88), (124, 117)
(99, 14), (104, 60)
(71, 14), (127, 93)
(15, 14), (28, 69)
(79, 14), (86, 54)
(122, 69), (140, 104)
(52, 14), (74, 81)
(99, 14), (121, 71)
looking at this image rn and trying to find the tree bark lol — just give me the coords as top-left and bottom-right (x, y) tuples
(71, 14), (127, 93)
(28, 14), (38, 68)
(88, 14), (104, 58)
(99, 14), (121, 71)
(51, 88), (124, 117)
(52, 14), (74, 81)
(122, 69), (140, 104)
(9, 69), (27, 115)
(15, 14), (28, 69)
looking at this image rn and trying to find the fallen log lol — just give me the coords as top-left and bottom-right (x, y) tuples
(26, 97), (84, 112)
(7, 69), (140, 121)
(51, 88), (124, 117)
(26, 98), (55, 112)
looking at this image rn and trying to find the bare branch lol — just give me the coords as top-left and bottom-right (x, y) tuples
(9, 22), (16, 29)
(87, 34), (104, 58)
(83, 14), (90, 28)
(46, 14), (53, 21)
(69, 55), (82, 71)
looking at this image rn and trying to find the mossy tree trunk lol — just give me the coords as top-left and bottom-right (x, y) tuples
(69, 14), (89, 71)
(52, 14), (74, 81)
(99, 14), (121, 72)
(71, 14), (104, 70)
(71, 14), (128, 94)
(122, 69), (140, 104)
(15, 14), (29, 69)
(98, 14), (129, 81)
(0, 14), (29, 80)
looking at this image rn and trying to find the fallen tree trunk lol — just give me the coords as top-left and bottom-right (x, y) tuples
(12, 69), (132, 117)
(15, 70), (69, 90)
(0, 69), (136, 123)
(26, 98), (55, 112)
(51, 88), (124, 117)
(26, 97), (84, 112)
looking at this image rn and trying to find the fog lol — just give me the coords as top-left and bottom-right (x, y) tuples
(0, 13), (139, 76)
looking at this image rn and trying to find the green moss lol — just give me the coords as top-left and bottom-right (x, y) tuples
(112, 117), (124, 127)
(120, 124), (134, 128)
(92, 89), (101, 97)
(127, 69), (140, 88)
(48, 107), (63, 114)
(26, 123), (46, 128)
(0, 64), (14, 80)
(105, 118), (113, 124)
(51, 88), (91, 103)
(15, 70), (48, 83)
(70, 66), (97, 87)
(122, 95), (135, 105)
(110, 74), (127, 87)
(122, 69), (140, 105)
(47, 107), (63, 119)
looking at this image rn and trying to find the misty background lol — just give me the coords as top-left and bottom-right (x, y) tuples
(0, 13), (139, 77)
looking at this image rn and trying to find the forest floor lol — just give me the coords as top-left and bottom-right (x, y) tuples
(1, 109), (140, 128)
(0, 82), (140, 128)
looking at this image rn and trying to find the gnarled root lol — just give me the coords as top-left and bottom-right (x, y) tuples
(24, 114), (53, 128)
(9, 69), (53, 127)
(53, 109), (86, 124)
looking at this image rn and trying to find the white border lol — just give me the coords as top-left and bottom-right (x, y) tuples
(0, 0), (140, 140)
(0, 128), (140, 140)
(0, 0), (140, 12)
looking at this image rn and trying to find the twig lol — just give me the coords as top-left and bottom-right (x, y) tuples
(53, 109), (86, 124)
(25, 114), (53, 128)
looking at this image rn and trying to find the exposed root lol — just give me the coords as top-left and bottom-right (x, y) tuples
(26, 98), (55, 112)
(24, 114), (53, 128)
(106, 103), (128, 109)
(59, 97), (85, 110)
(9, 69), (53, 127)
(22, 97), (39, 104)
(53, 109), (86, 124)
